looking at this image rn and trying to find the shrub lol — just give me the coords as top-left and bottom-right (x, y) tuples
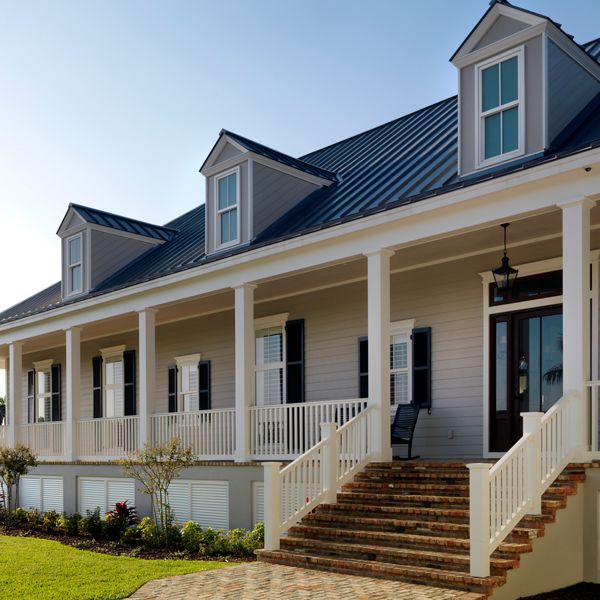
(0, 445), (37, 512)
(62, 512), (82, 537)
(199, 528), (228, 556)
(103, 501), (138, 541)
(244, 522), (264, 554)
(138, 516), (161, 548)
(181, 521), (202, 553)
(80, 508), (103, 540)
(12, 507), (28, 524)
(119, 525), (141, 547)
(26, 509), (42, 528)
(42, 510), (60, 533)
(225, 528), (247, 556)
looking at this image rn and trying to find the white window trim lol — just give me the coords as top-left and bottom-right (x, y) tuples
(174, 353), (202, 412)
(390, 319), (415, 412)
(33, 359), (54, 423)
(254, 313), (289, 406)
(100, 345), (126, 418)
(475, 46), (525, 170)
(66, 232), (83, 296)
(214, 166), (241, 250)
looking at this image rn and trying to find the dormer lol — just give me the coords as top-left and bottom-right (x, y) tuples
(452, 0), (600, 176)
(57, 204), (177, 299)
(200, 130), (337, 255)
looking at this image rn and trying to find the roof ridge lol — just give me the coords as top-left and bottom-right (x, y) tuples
(70, 203), (179, 233)
(299, 95), (457, 161)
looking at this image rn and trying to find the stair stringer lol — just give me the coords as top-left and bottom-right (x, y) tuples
(491, 488), (583, 600)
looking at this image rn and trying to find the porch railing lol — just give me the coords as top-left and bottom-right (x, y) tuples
(263, 406), (373, 550)
(78, 416), (139, 459)
(151, 409), (235, 459)
(469, 392), (576, 577)
(250, 399), (367, 459)
(0, 426), (7, 448)
(20, 422), (65, 458)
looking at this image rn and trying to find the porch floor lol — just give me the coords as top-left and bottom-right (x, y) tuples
(129, 562), (485, 600)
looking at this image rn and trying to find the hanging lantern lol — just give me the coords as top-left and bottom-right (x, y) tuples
(492, 223), (518, 290)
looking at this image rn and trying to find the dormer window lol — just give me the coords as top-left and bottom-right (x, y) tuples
(67, 234), (83, 295)
(477, 47), (524, 167)
(216, 168), (239, 248)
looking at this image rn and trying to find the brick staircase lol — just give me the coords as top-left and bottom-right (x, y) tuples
(257, 460), (595, 597)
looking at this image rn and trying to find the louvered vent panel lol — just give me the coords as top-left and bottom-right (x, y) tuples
(41, 477), (64, 513)
(78, 478), (107, 515)
(252, 481), (264, 527)
(107, 479), (135, 509)
(167, 482), (190, 525)
(20, 477), (42, 510)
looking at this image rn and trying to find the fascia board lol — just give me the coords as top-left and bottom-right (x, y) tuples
(2, 147), (600, 342)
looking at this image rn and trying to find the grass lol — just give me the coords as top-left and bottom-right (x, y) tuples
(0, 535), (230, 599)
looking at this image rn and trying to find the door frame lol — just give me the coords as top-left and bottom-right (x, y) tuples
(480, 253), (600, 459)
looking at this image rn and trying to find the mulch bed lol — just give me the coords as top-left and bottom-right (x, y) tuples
(0, 525), (251, 562)
(520, 583), (600, 599)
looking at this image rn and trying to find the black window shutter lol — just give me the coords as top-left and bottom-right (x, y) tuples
(92, 356), (103, 418)
(123, 350), (136, 416)
(285, 319), (304, 404)
(412, 327), (432, 409)
(27, 369), (36, 424)
(51, 364), (61, 422)
(358, 337), (368, 399)
(198, 360), (211, 410)
(168, 366), (178, 413)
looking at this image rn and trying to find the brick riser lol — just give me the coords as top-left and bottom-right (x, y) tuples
(257, 461), (599, 597)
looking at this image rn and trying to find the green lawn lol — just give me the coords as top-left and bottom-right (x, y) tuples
(0, 535), (230, 599)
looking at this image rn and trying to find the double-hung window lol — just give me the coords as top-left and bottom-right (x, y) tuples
(33, 360), (53, 422)
(175, 354), (201, 412)
(216, 169), (239, 248)
(67, 234), (83, 295)
(101, 346), (125, 418)
(478, 48), (523, 166)
(255, 314), (288, 406)
(390, 320), (414, 408)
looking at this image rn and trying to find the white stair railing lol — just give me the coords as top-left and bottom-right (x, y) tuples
(263, 405), (373, 551)
(469, 392), (576, 577)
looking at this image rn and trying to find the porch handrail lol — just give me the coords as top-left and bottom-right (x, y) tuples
(0, 425), (8, 448)
(151, 409), (235, 459)
(20, 421), (65, 457)
(469, 391), (576, 578)
(251, 398), (367, 459)
(78, 415), (139, 459)
(263, 405), (373, 551)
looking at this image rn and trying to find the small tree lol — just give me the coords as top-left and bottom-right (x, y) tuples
(0, 445), (37, 512)
(119, 439), (194, 541)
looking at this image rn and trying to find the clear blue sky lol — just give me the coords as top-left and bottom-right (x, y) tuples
(1, 0), (600, 315)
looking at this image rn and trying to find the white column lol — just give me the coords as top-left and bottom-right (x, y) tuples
(560, 198), (594, 457)
(468, 462), (491, 577)
(234, 284), (256, 462)
(321, 422), (338, 503)
(263, 461), (282, 550)
(7, 341), (23, 447)
(138, 308), (157, 449)
(522, 412), (543, 515)
(65, 327), (81, 461)
(366, 249), (393, 462)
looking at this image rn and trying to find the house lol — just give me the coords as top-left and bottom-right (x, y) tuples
(2, 0), (600, 596)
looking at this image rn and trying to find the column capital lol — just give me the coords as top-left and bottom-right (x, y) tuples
(8, 340), (23, 350)
(556, 197), (596, 210)
(64, 326), (82, 334)
(232, 283), (257, 292)
(138, 307), (158, 315)
(364, 248), (395, 259)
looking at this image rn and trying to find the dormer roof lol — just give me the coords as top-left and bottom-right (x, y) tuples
(57, 203), (178, 242)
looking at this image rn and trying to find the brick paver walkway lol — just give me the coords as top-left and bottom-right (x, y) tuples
(129, 562), (486, 600)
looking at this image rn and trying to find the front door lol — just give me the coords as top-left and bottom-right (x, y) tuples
(490, 306), (563, 452)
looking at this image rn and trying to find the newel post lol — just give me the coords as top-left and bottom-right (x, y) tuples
(522, 412), (543, 515)
(321, 423), (338, 503)
(468, 463), (491, 578)
(263, 461), (282, 551)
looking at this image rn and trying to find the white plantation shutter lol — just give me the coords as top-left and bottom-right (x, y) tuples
(78, 477), (135, 515)
(20, 476), (64, 513)
(252, 481), (264, 526)
(168, 480), (229, 529)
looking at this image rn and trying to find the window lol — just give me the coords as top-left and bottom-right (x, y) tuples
(390, 320), (415, 408)
(34, 360), (53, 422)
(477, 48), (523, 166)
(489, 270), (562, 306)
(216, 169), (239, 247)
(255, 314), (288, 406)
(100, 346), (126, 418)
(67, 234), (83, 294)
(175, 354), (201, 412)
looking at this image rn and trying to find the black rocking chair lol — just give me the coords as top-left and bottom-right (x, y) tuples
(390, 403), (421, 459)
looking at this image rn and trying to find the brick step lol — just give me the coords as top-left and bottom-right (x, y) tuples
(316, 502), (472, 523)
(366, 461), (476, 470)
(280, 536), (519, 575)
(343, 481), (470, 496)
(301, 512), (542, 541)
(257, 549), (505, 595)
(337, 490), (470, 508)
(355, 472), (470, 484)
(287, 524), (532, 555)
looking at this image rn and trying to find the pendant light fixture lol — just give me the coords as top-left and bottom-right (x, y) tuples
(492, 223), (518, 290)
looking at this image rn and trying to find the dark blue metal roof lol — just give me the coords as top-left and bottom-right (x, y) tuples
(2, 36), (600, 325)
(206, 129), (338, 183)
(67, 203), (178, 242)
